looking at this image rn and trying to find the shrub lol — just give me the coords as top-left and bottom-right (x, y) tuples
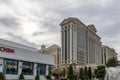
(0, 72), (5, 80)
(19, 73), (25, 80)
(59, 68), (66, 77)
(67, 65), (74, 80)
(106, 57), (118, 67)
(88, 67), (92, 80)
(61, 79), (67, 80)
(79, 68), (84, 80)
(95, 66), (106, 78)
(35, 74), (40, 80)
(84, 66), (88, 79)
(73, 75), (77, 80)
(45, 74), (52, 80)
(51, 67), (59, 79)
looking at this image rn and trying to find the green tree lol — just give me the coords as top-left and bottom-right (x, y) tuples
(79, 68), (84, 80)
(95, 66), (106, 78)
(60, 68), (66, 77)
(68, 65), (73, 75)
(0, 72), (5, 80)
(106, 57), (118, 67)
(67, 65), (74, 80)
(88, 67), (92, 80)
(84, 66), (88, 79)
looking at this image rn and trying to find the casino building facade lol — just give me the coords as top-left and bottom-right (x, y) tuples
(60, 17), (102, 66)
(0, 38), (54, 80)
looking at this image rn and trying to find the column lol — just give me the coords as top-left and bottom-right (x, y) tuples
(46, 65), (49, 75)
(70, 25), (73, 63)
(67, 25), (70, 63)
(18, 61), (22, 75)
(63, 27), (66, 63)
(65, 27), (67, 63)
(87, 37), (89, 64)
(0, 58), (3, 72)
(61, 27), (65, 64)
(34, 63), (37, 76)
(61, 29), (63, 64)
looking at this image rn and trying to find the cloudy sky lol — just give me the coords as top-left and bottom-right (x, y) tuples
(0, 0), (120, 58)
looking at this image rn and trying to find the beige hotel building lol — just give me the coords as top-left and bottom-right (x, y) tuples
(60, 17), (102, 66)
(102, 45), (117, 65)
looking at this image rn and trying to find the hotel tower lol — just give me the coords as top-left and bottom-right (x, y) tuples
(60, 17), (102, 66)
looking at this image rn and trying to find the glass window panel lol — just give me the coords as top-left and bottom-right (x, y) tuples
(4, 59), (18, 74)
(22, 61), (34, 75)
(37, 64), (46, 75)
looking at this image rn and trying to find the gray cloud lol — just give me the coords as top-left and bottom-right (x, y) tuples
(0, 16), (19, 27)
(39, 19), (60, 33)
(6, 32), (37, 48)
(0, 0), (10, 3)
(0, 0), (120, 58)
(32, 32), (44, 36)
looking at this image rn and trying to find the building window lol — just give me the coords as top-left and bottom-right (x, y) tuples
(37, 63), (46, 75)
(4, 59), (18, 74)
(22, 61), (34, 75)
(48, 65), (52, 74)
